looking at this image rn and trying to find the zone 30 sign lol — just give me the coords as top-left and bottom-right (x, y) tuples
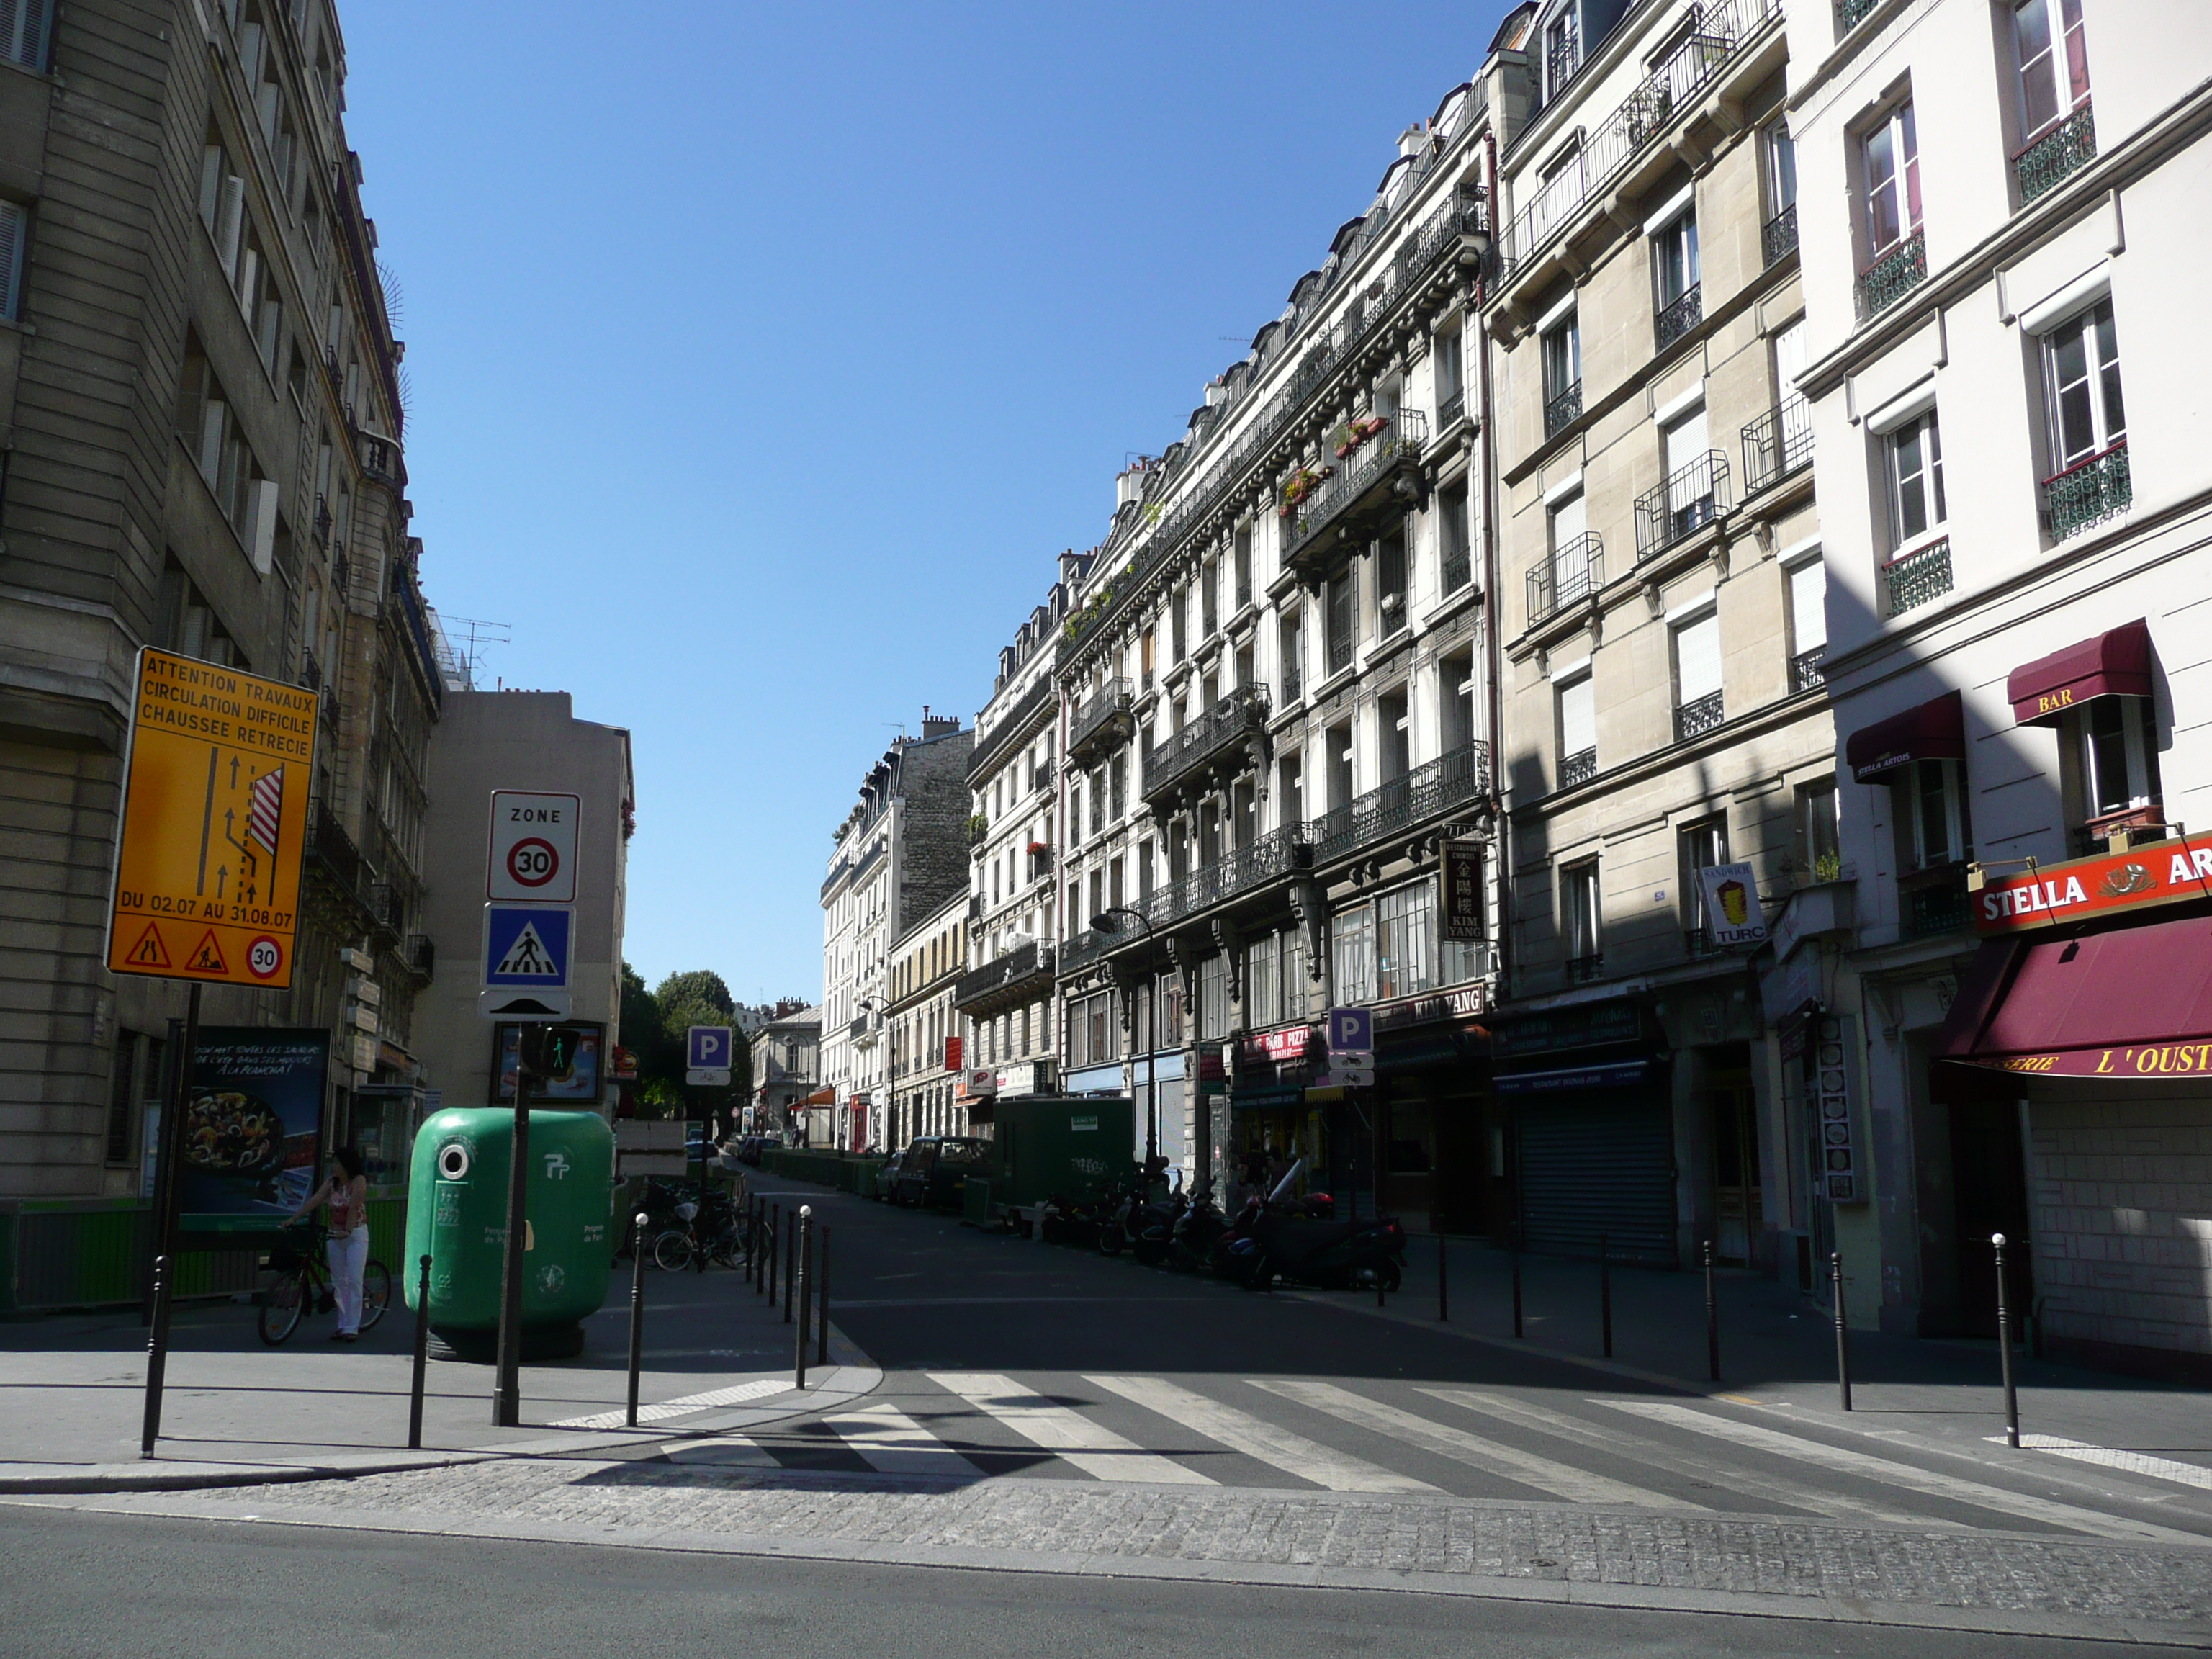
(487, 791), (580, 904)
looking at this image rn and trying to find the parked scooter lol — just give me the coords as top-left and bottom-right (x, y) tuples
(1096, 1159), (1172, 1256)
(1221, 1159), (1408, 1292)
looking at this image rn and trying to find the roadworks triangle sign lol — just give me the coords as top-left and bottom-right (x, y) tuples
(125, 922), (171, 968)
(495, 922), (562, 978)
(185, 929), (228, 975)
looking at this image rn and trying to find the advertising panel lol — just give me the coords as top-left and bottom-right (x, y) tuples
(176, 1027), (329, 1226)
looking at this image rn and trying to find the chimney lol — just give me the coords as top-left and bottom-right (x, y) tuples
(921, 706), (960, 740)
(1058, 547), (1084, 585)
(1399, 122), (1428, 159)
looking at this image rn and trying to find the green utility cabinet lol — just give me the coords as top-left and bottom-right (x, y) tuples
(404, 1107), (615, 1359)
(986, 1096), (1134, 1210)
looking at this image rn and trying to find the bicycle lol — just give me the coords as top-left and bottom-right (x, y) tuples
(258, 1219), (391, 1345)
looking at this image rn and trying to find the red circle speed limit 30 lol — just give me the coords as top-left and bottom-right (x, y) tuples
(247, 935), (284, 979)
(506, 837), (559, 888)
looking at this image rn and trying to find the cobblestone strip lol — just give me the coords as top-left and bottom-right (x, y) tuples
(186, 1459), (2212, 1624)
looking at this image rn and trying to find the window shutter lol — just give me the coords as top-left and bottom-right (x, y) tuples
(215, 176), (245, 278)
(1675, 613), (1723, 703)
(1559, 675), (1596, 757)
(1790, 562), (1827, 652)
(198, 400), (226, 487)
(0, 201), (24, 322)
(249, 480), (279, 575)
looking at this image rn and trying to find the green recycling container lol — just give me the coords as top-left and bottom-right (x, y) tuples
(404, 1106), (615, 1359)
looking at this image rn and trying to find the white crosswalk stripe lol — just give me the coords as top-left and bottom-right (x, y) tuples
(1419, 1388), (1947, 1528)
(1087, 1374), (1439, 1493)
(552, 1377), (789, 1429)
(1252, 1379), (1694, 1509)
(1605, 1401), (2203, 1544)
(1996, 1434), (2212, 1491)
(661, 1437), (781, 1468)
(818, 1402), (983, 1478)
(927, 1372), (1217, 1484)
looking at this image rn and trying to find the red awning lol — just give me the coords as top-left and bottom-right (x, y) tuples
(1845, 691), (1965, 782)
(1934, 913), (2212, 1079)
(2007, 619), (2153, 727)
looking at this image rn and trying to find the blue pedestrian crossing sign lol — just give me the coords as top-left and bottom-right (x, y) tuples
(483, 904), (572, 989)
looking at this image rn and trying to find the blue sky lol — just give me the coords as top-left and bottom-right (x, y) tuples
(341, 2), (1507, 1002)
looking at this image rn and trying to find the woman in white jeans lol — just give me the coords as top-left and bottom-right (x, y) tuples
(292, 1146), (369, 1341)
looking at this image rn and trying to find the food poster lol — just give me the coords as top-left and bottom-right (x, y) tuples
(493, 1022), (603, 1104)
(180, 1028), (329, 1222)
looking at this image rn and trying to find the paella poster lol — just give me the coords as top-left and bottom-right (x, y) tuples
(179, 1027), (328, 1222)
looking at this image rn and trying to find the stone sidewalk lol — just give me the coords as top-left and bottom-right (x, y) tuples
(0, 1253), (876, 1492)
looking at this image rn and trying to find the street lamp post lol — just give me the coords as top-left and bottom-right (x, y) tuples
(857, 994), (890, 1153)
(1092, 906), (1160, 1172)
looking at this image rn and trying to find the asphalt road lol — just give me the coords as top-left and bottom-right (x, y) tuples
(1, 1505), (2189, 1659)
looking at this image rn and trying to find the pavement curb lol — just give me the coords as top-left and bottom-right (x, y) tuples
(0, 1450), (494, 1496)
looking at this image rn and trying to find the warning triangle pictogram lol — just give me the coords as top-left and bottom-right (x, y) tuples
(495, 922), (560, 978)
(125, 921), (171, 968)
(185, 928), (229, 975)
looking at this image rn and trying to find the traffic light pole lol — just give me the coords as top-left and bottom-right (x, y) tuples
(492, 1046), (532, 1428)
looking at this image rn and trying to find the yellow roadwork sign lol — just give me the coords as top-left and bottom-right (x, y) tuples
(106, 647), (318, 988)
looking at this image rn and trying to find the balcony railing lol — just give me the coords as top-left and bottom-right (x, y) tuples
(953, 938), (1056, 1014)
(1685, 927), (1722, 960)
(1527, 532), (1603, 626)
(1762, 202), (1798, 266)
(1307, 742), (1489, 869)
(2016, 102), (2095, 204)
(1438, 387), (1465, 431)
(1883, 537), (1953, 618)
(1281, 656), (1304, 706)
(1836, 0), (1880, 33)
(1141, 822), (1315, 933)
(1143, 685), (1269, 804)
(1068, 677), (1134, 763)
(1560, 747), (1597, 789)
(1791, 647), (1827, 694)
(1565, 953), (1604, 984)
(1855, 228), (1926, 321)
(1544, 378), (1583, 440)
(1326, 624), (1355, 677)
(1655, 282), (1703, 351)
(1635, 451), (1730, 562)
(1282, 408), (1429, 567)
(1741, 394), (1813, 495)
(1675, 689), (1726, 742)
(1442, 545), (1473, 595)
(2041, 441), (2130, 540)
(1498, 0), (1773, 282)
(1903, 869), (1973, 938)
(403, 934), (436, 979)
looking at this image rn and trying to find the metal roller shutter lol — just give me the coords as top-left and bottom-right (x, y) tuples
(1519, 1089), (1676, 1266)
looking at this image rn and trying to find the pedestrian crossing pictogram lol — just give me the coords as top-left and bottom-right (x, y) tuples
(125, 922), (170, 968)
(495, 920), (560, 978)
(184, 928), (228, 975)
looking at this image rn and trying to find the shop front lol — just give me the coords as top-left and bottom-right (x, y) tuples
(1231, 1025), (1323, 1208)
(1372, 984), (1491, 1236)
(1935, 845), (2212, 1380)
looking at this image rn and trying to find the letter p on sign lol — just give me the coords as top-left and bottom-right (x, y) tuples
(688, 1026), (732, 1069)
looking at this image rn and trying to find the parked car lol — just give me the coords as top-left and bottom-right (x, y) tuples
(888, 1136), (992, 1209)
(734, 1136), (768, 1167)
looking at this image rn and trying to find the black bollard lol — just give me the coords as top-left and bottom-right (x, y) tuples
(409, 1254), (433, 1449)
(1830, 1251), (1852, 1413)
(783, 1207), (796, 1324)
(626, 1213), (648, 1429)
(1599, 1233), (1613, 1358)
(766, 1203), (778, 1307)
(139, 1254), (172, 1460)
(1511, 1225), (1524, 1339)
(1437, 1233), (1449, 1323)
(817, 1223), (830, 1367)
(1704, 1238), (1721, 1383)
(750, 1195), (763, 1289)
(1994, 1232), (2020, 1448)
(794, 1206), (813, 1390)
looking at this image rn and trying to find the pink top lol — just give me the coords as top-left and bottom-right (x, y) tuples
(326, 1177), (363, 1238)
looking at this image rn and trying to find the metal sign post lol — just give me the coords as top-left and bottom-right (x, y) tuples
(492, 1040), (533, 1428)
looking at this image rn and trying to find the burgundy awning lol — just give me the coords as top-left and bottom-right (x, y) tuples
(1934, 913), (2212, 1079)
(1845, 690), (1965, 782)
(2007, 619), (2153, 727)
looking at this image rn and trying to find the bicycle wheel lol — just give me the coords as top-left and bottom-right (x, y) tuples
(359, 1260), (392, 1330)
(258, 1271), (306, 1345)
(653, 1229), (693, 1272)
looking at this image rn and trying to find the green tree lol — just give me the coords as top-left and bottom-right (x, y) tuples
(642, 968), (752, 1130)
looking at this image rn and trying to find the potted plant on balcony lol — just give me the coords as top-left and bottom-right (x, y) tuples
(1334, 414), (1392, 458)
(1279, 464), (1333, 518)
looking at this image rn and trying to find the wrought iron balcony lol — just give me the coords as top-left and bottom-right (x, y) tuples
(953, 938), (1056, 1015)
(1855, 229), (1925, 322)
(1762, 202), (1798, 266)
(1903, 868), (1973, 938)
(1141, 822), (1315, 933)
(2041, 441), (2130, 540)
(1883, 537), (1952, 618)
(1442, 548), (1473, 596)
(1438, 387), (1466, 431)
(1655, 283), (1703, 352)
(1741, 395), (1813, 495)
(1791, 647), (1827, 695)
(1565, 953), (1604, 984)
(403, 934), (435, 979)
(1067, 677), (1134, 764)
(1527, 533), (1603, 626)
(1308, 741), (1488, 869)
(1835, 0), (1879, 32)
(1560, 747), (1597, 789)
(1675, 690), (1726, 742)
(1059, 927), (1112, 977)
(1142, 685), (1269, 806)
(1282, 408), (1429, 575)
(2015, 104), (2095, 204)
(1544, 378), (1582, 440)
(1281, 655), (1303, 706)
(1685, 927), (1722, 960)
(1635, 452), (1730, 562)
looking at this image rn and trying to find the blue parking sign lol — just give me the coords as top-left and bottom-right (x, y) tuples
(687, 1025), (732, 1069)
(1326, 1006), (1373, 1056)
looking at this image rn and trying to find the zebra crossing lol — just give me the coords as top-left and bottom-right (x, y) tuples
(645, 1369), (2212, 1545)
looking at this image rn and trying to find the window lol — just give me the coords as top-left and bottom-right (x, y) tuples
(1679, 817), (1728, 940)
(1439, 480), (1471, 593)
(1885, 410), (1947, 545)
(1557, 673), (1595, 782)
(2075, 696), (2162, 822)
(1171, 590), (1186, 662)
(1246, 933), (1280, 1029)
(1436, 326), (1465, 413)
(2042, 299), (2124, 471)
(1653, 205), (1701, 345)
(178, 343), (280, 574)
(1541, 312), (1581, 435)
(1902, 759), (1969, 869)
(1561, 859), (1601, 972)
(1331, 903), (1376, 1005)
(1278, 613), (1303, 702)
(1109, 754), (1127, 822)
(1233, 524), (1254, 608)
(1789, 559), (1827, 688)
(1377, 526), (1407, 637)
(1673, 608), (1723, 734)
(1549, 488), (1588, 589)
(1141, 628), (1156, 689)
(1197, 953), (1228, 1041)
(1377, 884), (1434, 1001)
(1544, 6), (1581, 102)
(1797, 780), (1841, 881)
(0, 201), (24, 323)
(1861, 100), (1923, 284)
(1327, 721), (1354, 810)
(1764, 120), (1799, 220)
(1, 0), (50, 70)
(105, 1033), (140, 1165)
(1326, 566), (1357, 675)
(2013, 0), (2089, 140)
(1202, 558), (1219, 637)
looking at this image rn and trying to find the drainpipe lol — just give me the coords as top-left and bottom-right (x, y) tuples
(1480, 126), (1512, 1008)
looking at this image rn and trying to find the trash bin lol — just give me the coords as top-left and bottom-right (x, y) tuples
(404, 1105), (615, 1362)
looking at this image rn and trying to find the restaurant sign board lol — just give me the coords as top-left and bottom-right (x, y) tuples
(1974, 840), (2212, 935)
